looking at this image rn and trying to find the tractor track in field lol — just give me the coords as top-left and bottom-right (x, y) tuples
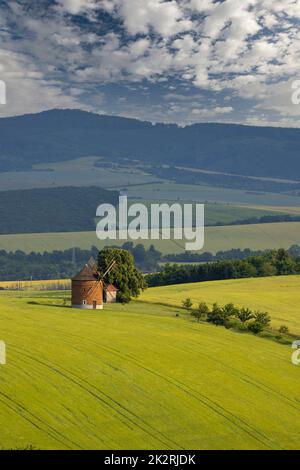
(10, 345), (181, 450)
(0, 392), (77, 449)
(176, 335), (300, 414)
(94, 343), (282, 450)
(41, 328), (282, 450)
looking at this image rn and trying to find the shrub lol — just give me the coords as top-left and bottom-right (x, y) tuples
(192, 302), (209, 322)
(279, 325), (289, 335)
(182, 298), (193, 311)
(207, 303), (230, 326)
(236, 307), (253, 323)
(248, 311), (271, 334)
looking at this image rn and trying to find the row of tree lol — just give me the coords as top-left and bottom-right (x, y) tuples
(147, 248), (300, 287)
(0, 243), (162, 281)
(182, 299), (272, 334)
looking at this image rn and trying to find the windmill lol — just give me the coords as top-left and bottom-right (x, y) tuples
(85, 257), (117, 300)
(71, 257), (118, 309)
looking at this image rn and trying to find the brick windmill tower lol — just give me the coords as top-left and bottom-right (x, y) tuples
(71, 258), (116, 310)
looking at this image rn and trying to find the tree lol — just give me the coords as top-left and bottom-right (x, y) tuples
(236, 307), (253, 323)
(207, 303), (226, 326)
(192, 302), (209, 322)
(98, 248), (146, 303)
(182, 298), (193, 311)
(223, 303), (238, 317)
(248, 311), (271, 334)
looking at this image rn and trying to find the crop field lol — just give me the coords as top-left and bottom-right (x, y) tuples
(1, 222), (300, 255)
(141, 275), (300, 336)
(130, 200), (284, 226)
(0, 280), (70, 291)
(0, 288), (299, 450)
(0, 157), (161, 192)
(124, 182), (300, 207)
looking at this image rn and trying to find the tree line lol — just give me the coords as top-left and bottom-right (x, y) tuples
(146, 248), (300, 287)
(0, 243), (162, 281)
(182, 299), (272, 334)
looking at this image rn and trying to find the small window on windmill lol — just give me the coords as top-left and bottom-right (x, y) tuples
(82, 300), (87, 305)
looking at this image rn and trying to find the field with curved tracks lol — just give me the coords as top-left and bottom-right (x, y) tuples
(0, 287), (299, 450)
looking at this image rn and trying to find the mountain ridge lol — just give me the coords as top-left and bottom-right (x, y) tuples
(1, 108), (300, 179)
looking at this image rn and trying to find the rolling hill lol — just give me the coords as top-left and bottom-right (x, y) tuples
(141, 275), (300, 336)
(0, 287), (299, 450)
(1, 109), (300, 179)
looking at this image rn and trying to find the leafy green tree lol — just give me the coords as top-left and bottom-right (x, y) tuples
(223, 303), (238, 317)
(274, 249), (295, 275)
(236, 307), (253, 323)
(98, 248), (146, 303)
(192, 302), (209, 322)
(207, 303), (226, 326)
(248, 311), (271, 334)
(182, 298), (193, 311)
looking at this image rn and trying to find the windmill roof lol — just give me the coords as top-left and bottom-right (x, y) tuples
(87, 257), (98, 271)
(72, 264), (100, 281)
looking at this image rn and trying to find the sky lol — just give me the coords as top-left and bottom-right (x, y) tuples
(0, 0), (300, 126)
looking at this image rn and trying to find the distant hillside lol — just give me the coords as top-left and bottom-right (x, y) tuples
(1, 109), (300, 179)
(0, 186), (118, 234)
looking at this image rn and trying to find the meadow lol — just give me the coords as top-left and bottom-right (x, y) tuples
(0, 288), (299, 450)
(1, 222), (300, 254)
(141, 275), (300, 336)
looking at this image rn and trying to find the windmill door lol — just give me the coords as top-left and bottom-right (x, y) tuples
(93, 300), (97, 309)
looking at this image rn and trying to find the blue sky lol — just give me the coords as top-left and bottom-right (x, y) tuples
(0, 0), (300, 126)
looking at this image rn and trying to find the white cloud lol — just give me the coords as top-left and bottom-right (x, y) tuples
(0, 0), (300, 123)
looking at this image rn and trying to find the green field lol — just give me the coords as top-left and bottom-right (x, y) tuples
(0, 157), (162, 192)
(141, 275), (300, 336)
(0, 287), (299, 450)
(125, 182), (300, 207)
(1, 222), (300, 254)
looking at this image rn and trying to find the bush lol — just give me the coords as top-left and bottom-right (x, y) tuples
(248, 311), (271, 334)
(279, 325), (289, 335)
(182, 298), (193, 311)
(207, 303), (229, 326)
(192, 302), (209, 322)
(236, 307), (253, 323)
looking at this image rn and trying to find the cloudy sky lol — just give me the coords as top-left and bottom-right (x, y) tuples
(0, 0), (300, 125)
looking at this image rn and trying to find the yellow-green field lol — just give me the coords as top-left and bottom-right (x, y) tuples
(1, 221), (300, 254)
(141, 275), (300, 336)
(0, 283), (299, 450)
(0, 279), (70, 291)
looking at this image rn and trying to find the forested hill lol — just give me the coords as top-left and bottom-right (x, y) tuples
(0, 186), (119, 234)
(1, 109), (300, 179)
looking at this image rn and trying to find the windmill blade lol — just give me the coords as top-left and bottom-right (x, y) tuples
(102, 259), (116, 279)
(87, 257), (98, 271)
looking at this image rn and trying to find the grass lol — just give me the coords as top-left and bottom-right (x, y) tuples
(141, 275), (300, 336)
(0, 289), (299, 450)
(1, 222), (300, 254)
